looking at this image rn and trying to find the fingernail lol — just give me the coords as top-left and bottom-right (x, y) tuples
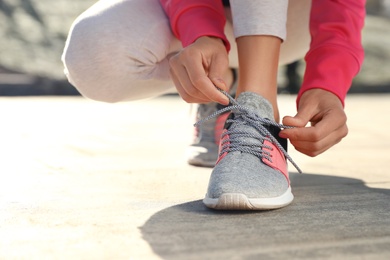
(279, 132), (287, 138)
(218, 97), (229, 105)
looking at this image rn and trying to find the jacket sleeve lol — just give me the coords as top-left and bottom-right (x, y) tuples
(298, 0), (366, 106)
(159, 0), (230, 51)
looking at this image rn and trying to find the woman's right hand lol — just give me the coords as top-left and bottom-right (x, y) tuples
(169, 36), (230, 105)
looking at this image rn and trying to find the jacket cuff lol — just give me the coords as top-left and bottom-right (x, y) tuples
(297, 46), (362, 107)
(175, 6), (230, 52)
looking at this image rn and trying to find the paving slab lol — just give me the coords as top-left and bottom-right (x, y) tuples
(0, 93), (389, 259)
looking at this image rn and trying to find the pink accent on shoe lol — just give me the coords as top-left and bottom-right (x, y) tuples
(262, 140), (289, 183)
(216, 129), (230, 165)
(214, 113), (230, 144)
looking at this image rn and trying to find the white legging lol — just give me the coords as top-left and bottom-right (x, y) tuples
(62, 0), (311, 103)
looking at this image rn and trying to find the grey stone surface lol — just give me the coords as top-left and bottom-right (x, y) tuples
(355, 15), (390, 87)
(0, 94), (389, 259)
(0, 0), (95, 78)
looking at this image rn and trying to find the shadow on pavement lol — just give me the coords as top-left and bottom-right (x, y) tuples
(0, 77), (80, 96)
(141, 173), (390, 259)
(348, 83), (390, 94)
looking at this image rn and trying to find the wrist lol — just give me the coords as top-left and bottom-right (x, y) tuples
(298, 88), (344, 110)
(195, 36), (226, 47)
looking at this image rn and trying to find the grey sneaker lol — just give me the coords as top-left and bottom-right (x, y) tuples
(199, 91), (302, 210)
(187, 69), (237, 167)
(187, 102), (230, 167)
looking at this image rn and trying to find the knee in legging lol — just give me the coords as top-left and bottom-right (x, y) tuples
(63, 18), (142, 102)
(62, 0), (175, 103)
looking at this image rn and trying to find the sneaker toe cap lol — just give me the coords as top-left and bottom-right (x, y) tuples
(207, 152), (289, 199)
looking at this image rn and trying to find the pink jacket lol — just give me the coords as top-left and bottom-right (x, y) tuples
(159, 0), (365, 105)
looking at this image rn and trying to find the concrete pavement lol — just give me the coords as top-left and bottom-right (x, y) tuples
(0, 93), (389, 259)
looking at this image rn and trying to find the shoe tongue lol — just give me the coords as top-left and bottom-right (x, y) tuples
(236, 92), (274, 121)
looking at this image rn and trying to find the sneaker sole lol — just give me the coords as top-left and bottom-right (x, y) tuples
(187, 158), (215, 168)
(203, 187), (294, 210)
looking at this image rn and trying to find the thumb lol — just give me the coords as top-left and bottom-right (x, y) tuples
(282, 108), (313, 128)
(280, 110), (312, 140)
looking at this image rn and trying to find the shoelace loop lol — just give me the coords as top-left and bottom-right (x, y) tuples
(194, 89), (302, 174)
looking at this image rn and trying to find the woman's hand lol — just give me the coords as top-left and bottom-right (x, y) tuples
(280, 89), (348, 157)
(169, 36), (229, 105)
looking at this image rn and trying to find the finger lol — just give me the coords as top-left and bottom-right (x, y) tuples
(282, 109), (315, 128)
(169, 54), (210, 102)
(208, 55), (229, 92)
(170, 69), (209, 103)
(185, 60), (229, 105)
(284, 117), (348, 155)
(289, 125), (348, 157)
(281, 116), (342, 143)
(282, 107), (347, 141)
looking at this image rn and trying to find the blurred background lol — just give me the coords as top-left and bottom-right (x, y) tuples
(0, 0), (389, 96)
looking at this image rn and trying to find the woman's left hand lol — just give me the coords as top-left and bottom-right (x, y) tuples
(279, 89), (348, 157)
